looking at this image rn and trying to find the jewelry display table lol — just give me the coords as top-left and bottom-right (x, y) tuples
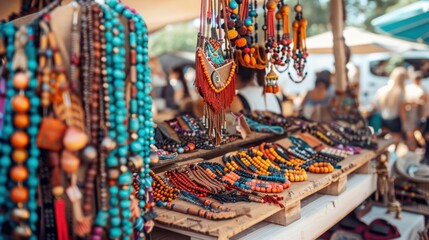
(152, 138), (396, 240)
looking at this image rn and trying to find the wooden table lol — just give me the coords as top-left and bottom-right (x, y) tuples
(152, 137), (397, 240)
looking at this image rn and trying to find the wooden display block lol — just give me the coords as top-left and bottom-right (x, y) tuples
(319, 175), (347, 195)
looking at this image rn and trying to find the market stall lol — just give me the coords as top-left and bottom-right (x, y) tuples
(0, 0), (426, 240)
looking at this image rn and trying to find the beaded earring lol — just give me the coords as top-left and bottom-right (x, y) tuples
(196, 0), (237, 146)
(288, 2), (308, 83)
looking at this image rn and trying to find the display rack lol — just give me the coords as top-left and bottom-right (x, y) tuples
(153, 136), (395, 240)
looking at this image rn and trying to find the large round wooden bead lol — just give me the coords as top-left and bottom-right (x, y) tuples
(61, 150), (80, 173)
(10, 186), (29, 203)
(63, 127), (89, 151)
(14, 225), (32, 238)
(13, 72), (30, 90)
(52, 186), (64, 197)
(11, 95), (30, 113)
(12, 149), (28, 163)
(10, 165), (29, 181)
(10, 131), (29, 148)
(12, 208), (30, 221)
(13, 113), (30, 129)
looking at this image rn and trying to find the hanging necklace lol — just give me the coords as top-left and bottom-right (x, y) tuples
(288, 2), (308, 83)
(196, 0), (236, 146)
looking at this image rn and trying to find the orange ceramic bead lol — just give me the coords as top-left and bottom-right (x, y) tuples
(10, 131), (29, 148)
(61, 150), (80, 173)
(10, 186), (29, 203)
(13, 72), (30, 90)
(12, 149), (28, 163)
(13, 113), (30, 129)
(11, 95), (30, 113)
(10, 165), (29, 181)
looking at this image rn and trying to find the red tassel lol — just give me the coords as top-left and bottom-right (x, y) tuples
(55, 199), (70, 240)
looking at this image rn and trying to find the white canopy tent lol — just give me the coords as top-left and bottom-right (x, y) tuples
(307, 27), (429, 54)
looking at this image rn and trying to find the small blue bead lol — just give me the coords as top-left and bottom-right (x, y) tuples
(107, 156), (118, 167)
(139, 200), (146, 208)
(27, 176), (38, 188)
(111, 217), (121, 227)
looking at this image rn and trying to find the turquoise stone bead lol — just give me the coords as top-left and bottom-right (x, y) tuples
(136, 64), (144, 73)
(2, 145), (12, 155)
(110, 186), (119, 195)
(142, 56), (149, 64)
(118, 174), (131, 184)
(130, 99), (138, 113)
(114, 3), (124, 12)
(178, 147), (184, 154)
(109, 207), (120, 216)
(112, 37), (121, 46)
(107, 156), (119, 167)
(29, 97), (40, 109)
(136, 81), (144, 90)
(116, 124), (127, 133)
(27, 126), (38, 137)
(138, 188), (145, 196)
(27, 60), (37, 71)
(111, 217), (121, 227)
(117, 99), (126, 108)
(0, 157), (11, 168)
(109, 227), (122, 238)
(144, 76), (151, 83)
(109, 198), (119, 206)
(113, 70), (125, 79)
(138, 200), (146, 208)
(129, 119), (139, 131)
(244, 17), (253, 26)
(105, 31), (113, 41)
(136, 46), (143, 53)
(117, 136), (127, 146)
(30, 115), (41, 125)
(113, 79), (125, 87)
(28, 201), (37, 211)
(122, 210), (131, 219)
(119, 200), (130, 208)
(113, 54), (122, 64)
(144, 157), (150, 164)
(115, 115), (124, 124)
(131, 142), (142, 152)
(29, 212), (38, 223)
(27, 176), (38, 188)
(118, 190), (129, 199)
(123, 9), (133, 19)
(125, 227), (133, 236)
(129, 32), (137, 47)
(95, 211), (109, 226)
(2, 125), (13, 138)
(108, 130), (116, 139)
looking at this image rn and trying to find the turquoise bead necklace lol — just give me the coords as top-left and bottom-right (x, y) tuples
(23, 24), (41, 237)
(101, 5), (133, 239)
(0, 22), (16, 240)
(106, 1), (156, 239)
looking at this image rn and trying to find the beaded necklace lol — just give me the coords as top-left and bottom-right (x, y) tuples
(97, 5), (133, 239)
(2, 23), (39, 239)
(105, 2), (157, 238)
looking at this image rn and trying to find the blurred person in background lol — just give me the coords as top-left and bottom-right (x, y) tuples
(375, 67), (407, 142)
(168, 66), (194, 114)
(230, 64), (282, 114)
(405, 71), (427, 150)
(300, 70), (332, 121)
